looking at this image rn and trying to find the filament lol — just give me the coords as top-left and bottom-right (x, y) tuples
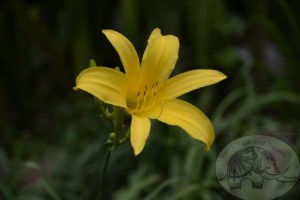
(134, 92), (141, 111)
(133, 82), (159, 112)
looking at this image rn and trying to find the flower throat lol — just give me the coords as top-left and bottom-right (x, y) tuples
(131, 81), (159, 112)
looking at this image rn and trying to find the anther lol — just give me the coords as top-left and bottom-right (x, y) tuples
(154, 82), (158, 96)
(133, 83), (159, 112)
(141, 90), (147, 110)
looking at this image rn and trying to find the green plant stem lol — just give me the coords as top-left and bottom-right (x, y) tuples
(94, 148), (112, 200)
(113, 106), (124, 145)
(93, 105), (128, 199)
(101, 149), (112, 185)
(91, 103), (131, 199)
(95, 99), (113, 120)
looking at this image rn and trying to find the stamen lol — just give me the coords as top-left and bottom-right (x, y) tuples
(134, 92), (141, 111)
(148, 83), (156, 105)
(133, 82), (159, 112)
(140, 87), (148, 110)
(154, 82), (158, 96)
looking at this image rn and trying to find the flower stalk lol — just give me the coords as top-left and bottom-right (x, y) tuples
(95, 105), (129, 199)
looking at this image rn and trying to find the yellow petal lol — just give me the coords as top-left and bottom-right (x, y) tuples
(157, 99), (214, 149)
(144, 28), (162, 51)
(102, 29), (140, 83)
(74, 67), (128, 107)
(161, 69), (226, 99)
(140, 29), (179, 85)
(130, 115), (151, 155)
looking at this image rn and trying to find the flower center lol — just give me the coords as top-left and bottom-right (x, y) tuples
(128, 82), (159, 112)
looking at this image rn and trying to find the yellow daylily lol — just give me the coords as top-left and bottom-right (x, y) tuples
(74, 28), (226, 155)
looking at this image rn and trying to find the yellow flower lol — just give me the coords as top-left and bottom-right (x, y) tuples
(74, 28), (226, 155)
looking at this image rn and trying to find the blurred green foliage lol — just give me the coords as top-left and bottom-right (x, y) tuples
(1, 0), (300, 199)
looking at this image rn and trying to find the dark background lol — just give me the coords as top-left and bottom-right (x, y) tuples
(1, 0), (300, 199)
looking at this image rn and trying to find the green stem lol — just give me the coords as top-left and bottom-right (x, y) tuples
(101, 149), (112, 183)
(95, 99), (113, 120)
(94, 148), (112, 200)
(113, 106), (123, 129)
(93, 105), (129, 199)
